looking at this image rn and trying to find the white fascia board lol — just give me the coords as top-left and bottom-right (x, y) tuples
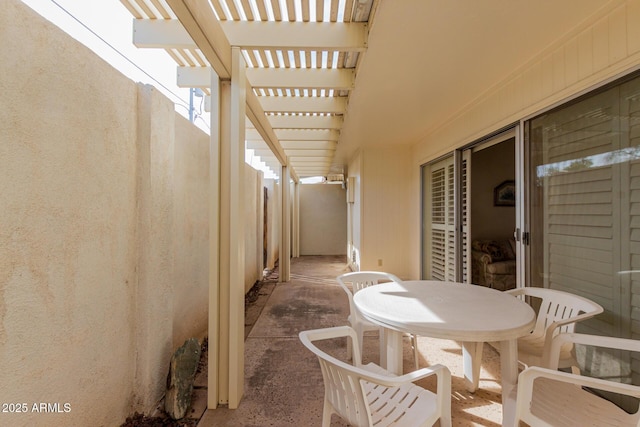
(133, 19), (195, 48)
(284, 149), (335, 157)
(178, 67), (354, 91)
(132, 19), (367, 51)
(220, 21), (367, 51)
(249, 140), (338, 151)
(280, 140), (337, 150)
(177, 66), (211, 88)
(289, 157), (332, 164)
(246, 68), (354, 90)
(258, 96), (347, 114)
(294, 170), (330, 175)
(275, 129), (339, 141)
(267, 115), (343, 129)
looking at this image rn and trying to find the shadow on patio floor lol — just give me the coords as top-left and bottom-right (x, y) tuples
(192, 255), (505, 426)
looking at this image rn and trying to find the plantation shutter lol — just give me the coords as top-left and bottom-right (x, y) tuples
(461, 151), (471, 283)
(430, 157), (456, 281)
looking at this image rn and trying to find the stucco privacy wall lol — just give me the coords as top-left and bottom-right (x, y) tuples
(299, 183), (347, 255)
(409, 0), (640, 278)
(264, 179), (280, 270)
(0, 1), (217, 425)
(347, 152), (363, 270)
(245, 165), (264, 292)
(172, 114), (209, 349)
(1, 2), (138, 425)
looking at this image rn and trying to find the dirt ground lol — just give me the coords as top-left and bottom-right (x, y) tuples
(121, 265), (278, 427)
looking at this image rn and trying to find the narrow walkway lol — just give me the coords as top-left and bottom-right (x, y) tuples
(197, 256), (505, 426)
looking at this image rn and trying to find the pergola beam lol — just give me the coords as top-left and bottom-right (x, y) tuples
(133, 19), (367, 51)
(179, 67), (355, 91)
(275, 129), (340, 141)
(258, 96), (347, 113)
(267, 115), (343, 129)
(165, 0), (290, 175)
(248, 68), (354, 90)
(280, 140), (337, 150)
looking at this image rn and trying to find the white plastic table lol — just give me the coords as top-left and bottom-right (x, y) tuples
(353, 280), (535, 427)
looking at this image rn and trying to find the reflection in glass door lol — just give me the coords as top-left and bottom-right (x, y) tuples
(526, 74), (640, 340)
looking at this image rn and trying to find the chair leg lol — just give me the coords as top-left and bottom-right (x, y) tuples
(322, 399), (334, 427)
(357, 326), (365, 359)
(411, 334), (419, 368)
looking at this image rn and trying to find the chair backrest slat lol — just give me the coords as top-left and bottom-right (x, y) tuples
(512, 287), (603, 337)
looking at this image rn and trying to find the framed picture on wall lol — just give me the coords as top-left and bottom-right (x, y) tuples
(494, 180), (515, 206)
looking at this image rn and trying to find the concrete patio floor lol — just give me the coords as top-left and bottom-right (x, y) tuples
(195, 255), (505, 426)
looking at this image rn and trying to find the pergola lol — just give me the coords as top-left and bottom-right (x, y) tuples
(119, 0), (376, 410)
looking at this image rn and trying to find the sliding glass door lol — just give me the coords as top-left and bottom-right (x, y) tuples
(526, 74), (640, 340)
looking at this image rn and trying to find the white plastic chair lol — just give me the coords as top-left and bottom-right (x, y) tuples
(515, 333), (640, 426)
(299, 326), (451, 427)
(505, 287), (604, 369)
(337, 271), (420, 368)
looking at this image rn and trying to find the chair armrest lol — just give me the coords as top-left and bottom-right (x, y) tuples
(519, 366), (640, 400)
(541, 312), (605, 368)
(361, 363), (450, 388)
(516, 366), (640, 427)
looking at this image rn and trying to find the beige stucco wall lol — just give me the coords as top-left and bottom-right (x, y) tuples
(408, 0), (640, 278)
(173, 115), (209, 348)
(0, 1), (216, 424)
(361, 148), (412, 278)
(299, 184), (347, 255)
(346, 147), (412, 278)
(1, 2), (139, 425)
(347, 152), (363, 269)
(244, 165), (264, 292)
(264, 179), (280, 270)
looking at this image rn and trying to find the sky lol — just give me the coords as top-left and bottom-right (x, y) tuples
(18, 0), (296, 180)
(20, 0), (210, 132)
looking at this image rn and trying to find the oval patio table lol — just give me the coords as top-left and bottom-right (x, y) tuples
(353, 280), (535, 427)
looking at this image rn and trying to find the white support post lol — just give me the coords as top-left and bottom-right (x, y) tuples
(227, 46), (246, 409)
(292, 181), (300, 258)
(279, 163), (291, 282)
(207, 69), (221, 409)
(209, 48), (246, 409)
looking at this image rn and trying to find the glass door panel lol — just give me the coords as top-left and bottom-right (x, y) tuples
(527, 76), (640, 340)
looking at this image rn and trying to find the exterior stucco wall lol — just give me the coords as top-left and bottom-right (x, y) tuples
(347, 152), (363, 270)
(172, 114), (209, 348)
(361, 148), (412, 278)
(409, 0), (640, 278)
(0, 1), (217, 425)
(244, 165), (264, 292)
(264, 179), (280, 270)
(1, 2), (139, 425)
(299, 184), (347, 256)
